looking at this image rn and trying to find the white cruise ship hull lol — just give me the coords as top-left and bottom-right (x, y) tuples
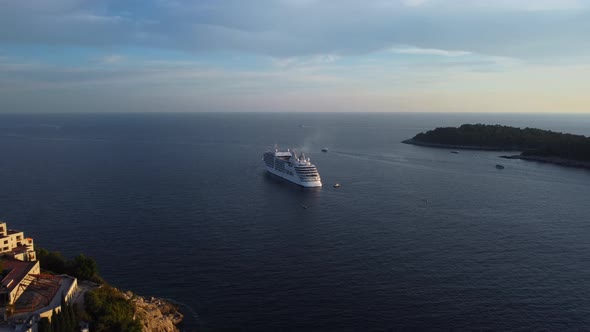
(265, 165), (322, 187)
(263, 149), (322, 188)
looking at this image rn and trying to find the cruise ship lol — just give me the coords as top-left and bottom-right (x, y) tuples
(263, 147), (322, 187)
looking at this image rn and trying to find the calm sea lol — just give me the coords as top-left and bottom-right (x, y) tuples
(1, 112), (590, 331)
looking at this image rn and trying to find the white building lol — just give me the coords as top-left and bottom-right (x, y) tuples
(0, 222), (36, 262)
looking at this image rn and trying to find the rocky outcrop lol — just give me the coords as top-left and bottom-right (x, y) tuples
(402, 139), (511, 151)
(122, 291), (184, 332)
(500, 154), (590, 169)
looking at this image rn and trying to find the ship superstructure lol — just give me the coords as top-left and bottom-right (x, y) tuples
(263, 147), (322, 187)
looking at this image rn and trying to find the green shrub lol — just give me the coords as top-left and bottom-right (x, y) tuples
(85, 285), (142, 332)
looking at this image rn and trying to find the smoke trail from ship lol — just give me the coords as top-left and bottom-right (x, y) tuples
(296, 125), (324, 154)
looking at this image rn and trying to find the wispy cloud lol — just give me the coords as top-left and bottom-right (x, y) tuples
(272, 54), (340, 68)
(67, 13), (122, 23)
(1, 0), (589, 113)
(1, 53), (589, 113)
(392, 47), (472, 57)
(97, 55), (127, 64)
(402, 0), (427, 7)
(1, 0), (589, 58)
(461, 0), (586, 11)
(397, 0), (587, 11)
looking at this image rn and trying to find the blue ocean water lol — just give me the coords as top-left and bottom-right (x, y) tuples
(1, 112), (590, 331)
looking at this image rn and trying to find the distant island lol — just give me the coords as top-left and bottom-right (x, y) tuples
(403, 124), (590, 169)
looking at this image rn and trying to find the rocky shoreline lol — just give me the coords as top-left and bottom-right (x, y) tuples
(120, 290), (184, 332)
(403, 139), (590, 170)
(500, 155), (590, 169)
(402, 139), (516, 151)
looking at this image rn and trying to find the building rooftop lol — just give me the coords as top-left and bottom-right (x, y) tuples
(12, 274), (64, 315)
(9, 245), (32, 255)
(1, 259), (37, 293)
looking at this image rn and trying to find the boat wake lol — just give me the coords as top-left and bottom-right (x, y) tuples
(329, 150), (409, 165)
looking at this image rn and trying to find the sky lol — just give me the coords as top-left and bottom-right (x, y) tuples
(1, 0), (589, 113)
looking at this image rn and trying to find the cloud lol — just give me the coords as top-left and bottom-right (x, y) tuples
(1, 51), (589, 113)
(458, 0), (586, 11)
(272, 54), (340, 68)
(0, 0), (589, 59)
(98, 55), (126, 64)
(402, 0), (427, 7)
(1, 0), (590, 113)
(392, 47), (471, 57)
(67, 13), (122, 23)
(280, 0), (319, 7)
(397, 0), (587, 11)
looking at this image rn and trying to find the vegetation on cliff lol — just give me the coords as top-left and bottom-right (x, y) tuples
(406, 124), (590, 161)
(34, 247), (182, 332)
(35, 248), (102, 283)
(35, 248), (141, 331)
(85, 285), (142, 332)
(37, 297), (81, 332)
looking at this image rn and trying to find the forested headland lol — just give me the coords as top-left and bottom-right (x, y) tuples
(403, 124), (590, 166)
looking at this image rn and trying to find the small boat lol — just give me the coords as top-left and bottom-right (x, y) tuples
(333, 183), (341, 188)
(495, 164), (505, 169)
(321, 147), (328, 152)
(450, 151), (459, 154)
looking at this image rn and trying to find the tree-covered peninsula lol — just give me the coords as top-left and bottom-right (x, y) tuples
(403, 124), (590, 167)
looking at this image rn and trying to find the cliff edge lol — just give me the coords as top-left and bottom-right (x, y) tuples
(122, 290), (184, 332)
